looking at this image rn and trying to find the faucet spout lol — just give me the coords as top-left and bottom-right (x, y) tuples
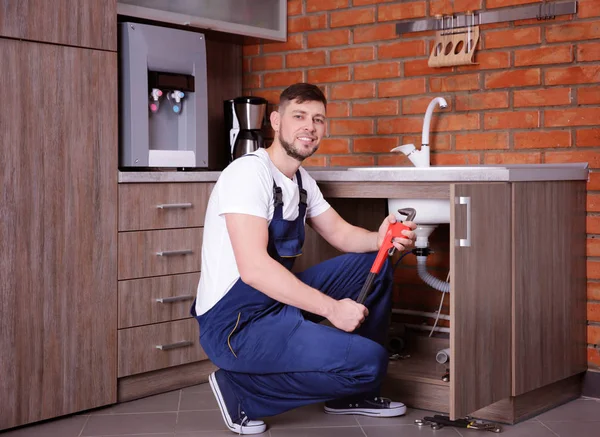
(422, 97), (448, 148)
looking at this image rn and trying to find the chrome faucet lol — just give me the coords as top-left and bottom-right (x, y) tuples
(391, 97), (448, 167)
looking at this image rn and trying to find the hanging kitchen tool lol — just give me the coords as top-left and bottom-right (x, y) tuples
(428, 12), (479, 68)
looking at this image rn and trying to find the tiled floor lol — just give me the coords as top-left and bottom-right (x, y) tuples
(2, 384), (600, 437)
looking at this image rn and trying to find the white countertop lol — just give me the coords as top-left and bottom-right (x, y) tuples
(118, 163), (589, 183)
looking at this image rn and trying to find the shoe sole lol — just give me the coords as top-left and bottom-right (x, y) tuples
(209, 372), (267, 435)
(324, 404), (407, 418)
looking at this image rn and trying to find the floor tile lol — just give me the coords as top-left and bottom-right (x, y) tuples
(363, 424), (459, 437)
(94, 435), (174, 437)
(175, 432), (239, 437)
(0, 415), (88, 437)
(89, 391), (181, 415)
(535, 398), (600, 422)
(178, 390), (219, 411)
(180, 384), (212, 394)
(354, 407), (440, 426)
(175, 411), (232, 433)
(455, 420), (557, 436)
(265, 403), (359, 429)
(81, 412), (177, 436)
(543, 421), (600, 437)
(270, 427), (365, 437)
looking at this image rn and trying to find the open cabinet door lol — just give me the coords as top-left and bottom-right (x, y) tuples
(450, 183), (512, 420)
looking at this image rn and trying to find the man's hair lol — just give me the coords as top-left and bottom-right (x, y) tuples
(279, 83), (327, 111)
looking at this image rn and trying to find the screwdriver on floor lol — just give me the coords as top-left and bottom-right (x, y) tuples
(356, 208), (416, 305)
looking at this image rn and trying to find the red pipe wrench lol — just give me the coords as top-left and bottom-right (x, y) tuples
(356, 208), (416, 304)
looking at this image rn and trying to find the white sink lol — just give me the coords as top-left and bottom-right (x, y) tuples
(389, 198), (450, 224)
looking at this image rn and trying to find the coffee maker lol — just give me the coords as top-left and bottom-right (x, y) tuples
(224, 96), (268, 162)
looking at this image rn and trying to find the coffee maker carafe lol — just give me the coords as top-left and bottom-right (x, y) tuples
(224, 96), (268, 161)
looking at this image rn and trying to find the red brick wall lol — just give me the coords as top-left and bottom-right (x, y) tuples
(242, 0), (600, 368)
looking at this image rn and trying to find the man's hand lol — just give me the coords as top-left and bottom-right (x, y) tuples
(376, 213), (417, 252)
(326, 298), (369, 332)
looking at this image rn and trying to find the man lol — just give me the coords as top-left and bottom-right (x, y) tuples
(192, 83), (416, 435)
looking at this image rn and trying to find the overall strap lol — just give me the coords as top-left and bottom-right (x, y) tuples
(295, 170), (308, 220)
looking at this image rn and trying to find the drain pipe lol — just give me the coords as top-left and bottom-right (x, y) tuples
(412, 224), (450, 293)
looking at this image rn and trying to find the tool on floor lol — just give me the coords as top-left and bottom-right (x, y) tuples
(416, 415), (502, 433)
(357, 208), (416, 304)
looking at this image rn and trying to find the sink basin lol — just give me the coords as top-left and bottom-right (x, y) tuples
(348, 166), (490, 171)
(389, 198), (450, 224)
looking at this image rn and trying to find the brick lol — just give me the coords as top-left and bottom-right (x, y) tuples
(589, 217), (600, 234)
(514, 46), (573, 67)
(545, 108), (600, 127)
(307, 30), (350, 48)
(377, 153), (413, 166)
(546, 66), (600, 86)
(485, 111), (539, 130)
(378, 1), (426, 22)
(330, 82), (375, 100)
(264, 71), (303, 88)
(353, 0), (396, 5)
(288, 0), (302, 16)
(455, 92), (508, 111)
(378, 117), (423, 134)
(577, 129), (600, 147)
(434, 113), (480, 132)
(591, 194), (600, 213)
(486, 0), (539, 7)
(578, 42), (600, 62)
(330, 119), (374, 135)
(546, 22), (600, 43)
(431, 153), (481, 165)
(484, 152), (542, 164)
(379, 78), (427, 97)
(306, 0), (349, 12)
(243, 58), (251, 74)
(286, 51), (327, 68)
(251, 55), (283, 71)
(307, 66), (350, 84)
(243, 74), (261, 90)
(404, 59), (452, 77)
(430, 0), (483, 15)
(330, 155), (375, 167)
(588, 347), (600, 368)
(403, 134), (451, 150)
(579, 0), (600, 18)
(403, 96), (453, 115)
(355, 62), (400, 80)
(514, 88), (572, 107)
(354, 23), (397, 43)
(303, 155), (327, 167)
(378, 40), (426, 59)
(262, 34), (304, 54)
(456, 132), (509, 150)
(484, 27), (541, 49)
(485, 69), (540, 89)
(242, 45), (260, 56)
(579, 86), (600, 105)
(354, 137), (399, 153)
(589, 302), (600, 321)
(317, 138), (349, 154)
(514, 131), (571, 149)
(353, 100), (399, 116)
(249, 89), (283, 104)
(590, 282), (600, 300)
(288, 14), (327, 33)
(330, 47), (374, 65)
(331, 7), (375, 28)
(589, 172), (600, 190)
(545, 151), (600, 168)
(326, 102), (350, 118)
(589, 238), (600, 257)
(457, 52), (511, 72)
(430, 74), (480, 92)
(589, 325), (600, 346)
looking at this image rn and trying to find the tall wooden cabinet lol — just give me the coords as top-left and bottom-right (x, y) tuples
(0, 3), (118, 430)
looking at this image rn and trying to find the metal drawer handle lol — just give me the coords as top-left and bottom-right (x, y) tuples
(455, 196), (472, 247)
(155, 340), (194, 351)
(156, 295), (194, 303)
(156, 203), (193, 209)
(156, 249), (193, 256)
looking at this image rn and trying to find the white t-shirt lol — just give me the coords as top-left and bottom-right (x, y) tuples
(194, 148), (331, 316)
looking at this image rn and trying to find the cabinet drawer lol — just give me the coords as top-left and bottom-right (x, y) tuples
(118, 273), (200, 329)
(118, 318), (208, 377)
(118, 228), (203, 280)
(119, 183), (214, 231)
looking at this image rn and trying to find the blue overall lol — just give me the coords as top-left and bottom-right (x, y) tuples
(192, 169), (393, 420)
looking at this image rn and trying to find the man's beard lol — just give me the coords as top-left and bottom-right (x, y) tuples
(279, 132), (318, 162)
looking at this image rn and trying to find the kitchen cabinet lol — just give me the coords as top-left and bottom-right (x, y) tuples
(0, 39), (117, 430)
(0, 0), (116, 50)
(117, 0), (287, 41)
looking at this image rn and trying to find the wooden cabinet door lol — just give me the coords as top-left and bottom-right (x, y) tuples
(0, 0), (116, 50)
(449, 183), (512, 420)
(0, 39), (117, 430)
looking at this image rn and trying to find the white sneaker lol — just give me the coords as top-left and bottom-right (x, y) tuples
(324, 396), (407, 417)
(209, 371), (267, 435)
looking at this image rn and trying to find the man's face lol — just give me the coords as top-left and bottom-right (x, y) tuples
(274, 99), (326, 162)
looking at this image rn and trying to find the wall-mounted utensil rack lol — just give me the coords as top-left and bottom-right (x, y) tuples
(395, 1), (577, 35)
